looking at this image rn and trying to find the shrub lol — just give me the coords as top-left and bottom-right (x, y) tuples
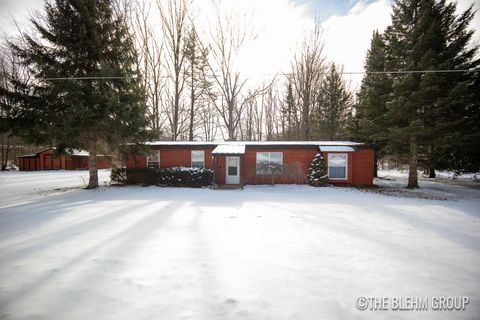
(110, 167), (127, 184)
(307, 153), (329, 187)
(111, 167), (213, 188)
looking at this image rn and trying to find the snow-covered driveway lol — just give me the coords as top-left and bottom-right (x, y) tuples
(0, 172), (479, 319)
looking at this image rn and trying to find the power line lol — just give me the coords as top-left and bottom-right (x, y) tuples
(43, 76), (142, 81)
(281, 69), (474, 77)
(341, 69), (474, 75)
(39, 69), (473, 81)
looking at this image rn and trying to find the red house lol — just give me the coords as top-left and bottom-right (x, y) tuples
(126, 141), (374, 186)
(17, 148), (112, 171)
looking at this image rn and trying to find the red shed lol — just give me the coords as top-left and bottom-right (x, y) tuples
(126, 141), (374, 187)
(17, 148), (112, 171)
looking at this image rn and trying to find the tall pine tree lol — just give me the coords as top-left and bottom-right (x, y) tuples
(281, 82), (296, 140)
(425, 1), (480, 174)
(6, 0), (151, 188)
(384, 0), (478, 188)
(314, 63), (353, 140)
(352, 30), (392, 176)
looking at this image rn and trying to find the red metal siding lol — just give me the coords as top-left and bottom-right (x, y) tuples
(38, 150), (62, 170)
(66, 156), (89, 170)
(96, 156), (112, 169)
(126, 152), (147, 168)
(52, 156), (61, 170)
(125, 144), (375, 186)
(43, 154), (52, 170)
(352, 149), (374, 186)
(18, 158), (26, 170)
(215, 156), (226, 185)
(18, 157), (37, 171)
(17, 149), (109, 171)
(244, 147), (317, 184)
(126, 146), (215, 170)
(158, 147), (214, 169)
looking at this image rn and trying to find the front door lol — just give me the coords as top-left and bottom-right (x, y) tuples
(225, 156), (240, 184)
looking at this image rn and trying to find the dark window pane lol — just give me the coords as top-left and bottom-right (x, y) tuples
(192, 161), (204, 169)
(228, 167), (237, 175)
(329, 166), (346, 179)
(147, 162), (159, 169)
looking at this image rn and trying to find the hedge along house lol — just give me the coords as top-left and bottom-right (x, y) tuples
(126, 141), (375, 187)
(17, 148), (112, 171)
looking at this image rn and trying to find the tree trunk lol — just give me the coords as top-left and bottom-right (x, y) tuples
(427, 145), (435, 178)
(228, 100), (235, 140)
(1, 136), (10, 171)
(87, 140), (99, 189)
(189, 71), (195, 141)
(407, 134), (419, 188)
(302, 96), (310, 141)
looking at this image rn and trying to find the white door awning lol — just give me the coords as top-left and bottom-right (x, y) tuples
(212, 144), (246, 155)
(319, 146), (355, 152)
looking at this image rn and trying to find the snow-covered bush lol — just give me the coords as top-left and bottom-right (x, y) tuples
(111, 167), (213, 187)
(110, 167), (127, 183)
(307, 153), (329, 187)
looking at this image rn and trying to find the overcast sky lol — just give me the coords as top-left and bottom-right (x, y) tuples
(1, 0), (479, 90)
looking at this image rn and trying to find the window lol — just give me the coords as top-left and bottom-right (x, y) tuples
(256, 152), (283, 175)
(191, 150), (205, 169)
(228, 157), (238, 175)
(328, 153), (347, 180)
(147, 150), (160, 169)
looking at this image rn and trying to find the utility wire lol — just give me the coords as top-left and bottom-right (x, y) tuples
(40, 69), (473, 81)
(340, 69), (473, 75)
(43, 76), (142, 81)
(282, 69), (473, 77)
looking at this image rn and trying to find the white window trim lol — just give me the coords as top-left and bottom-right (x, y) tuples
(256, 152), (283, 175)
(146, 150), (160, 168)
(327, 153), (348, 180)
(191, 150), (205, 168)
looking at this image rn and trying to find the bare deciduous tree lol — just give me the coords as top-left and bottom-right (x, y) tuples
(127, 0), (166, 133)
(157, 0), (190, 140)
(200, 5), (251, 141)
(289, 21), (326, 140)
(183, 26), (212, 141)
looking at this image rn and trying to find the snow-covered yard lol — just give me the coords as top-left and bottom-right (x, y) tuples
(0, 170), (479, 319)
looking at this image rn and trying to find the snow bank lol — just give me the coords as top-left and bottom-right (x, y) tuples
(0, 171), (479, 319)
(0, 170), (111, 209)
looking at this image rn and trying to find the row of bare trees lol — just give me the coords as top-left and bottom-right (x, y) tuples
(0, 0), (352, 149)
(119, 0), (355, 142)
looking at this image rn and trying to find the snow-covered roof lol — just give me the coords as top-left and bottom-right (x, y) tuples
(145, 141), (217, 146)
(147, 140), (364, 147)
(212, 144), (246, 155)
(18, 148), (90, 158)
(67, 149), (89, 156)
(17, 154), (36, 158)
(319, 146), (355, 152)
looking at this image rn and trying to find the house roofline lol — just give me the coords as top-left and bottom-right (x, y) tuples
(145, 140), (370, 148)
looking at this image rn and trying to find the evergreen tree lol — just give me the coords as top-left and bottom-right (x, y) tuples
(384, 0), (478, 188)
(281, 82), (296, 140)
(425, 1), (480, 174)
(5, 0), (151, 188)
(352, 30), (392, 177)
(314, 63), (353, 140)
(307, 153), (329, 186)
